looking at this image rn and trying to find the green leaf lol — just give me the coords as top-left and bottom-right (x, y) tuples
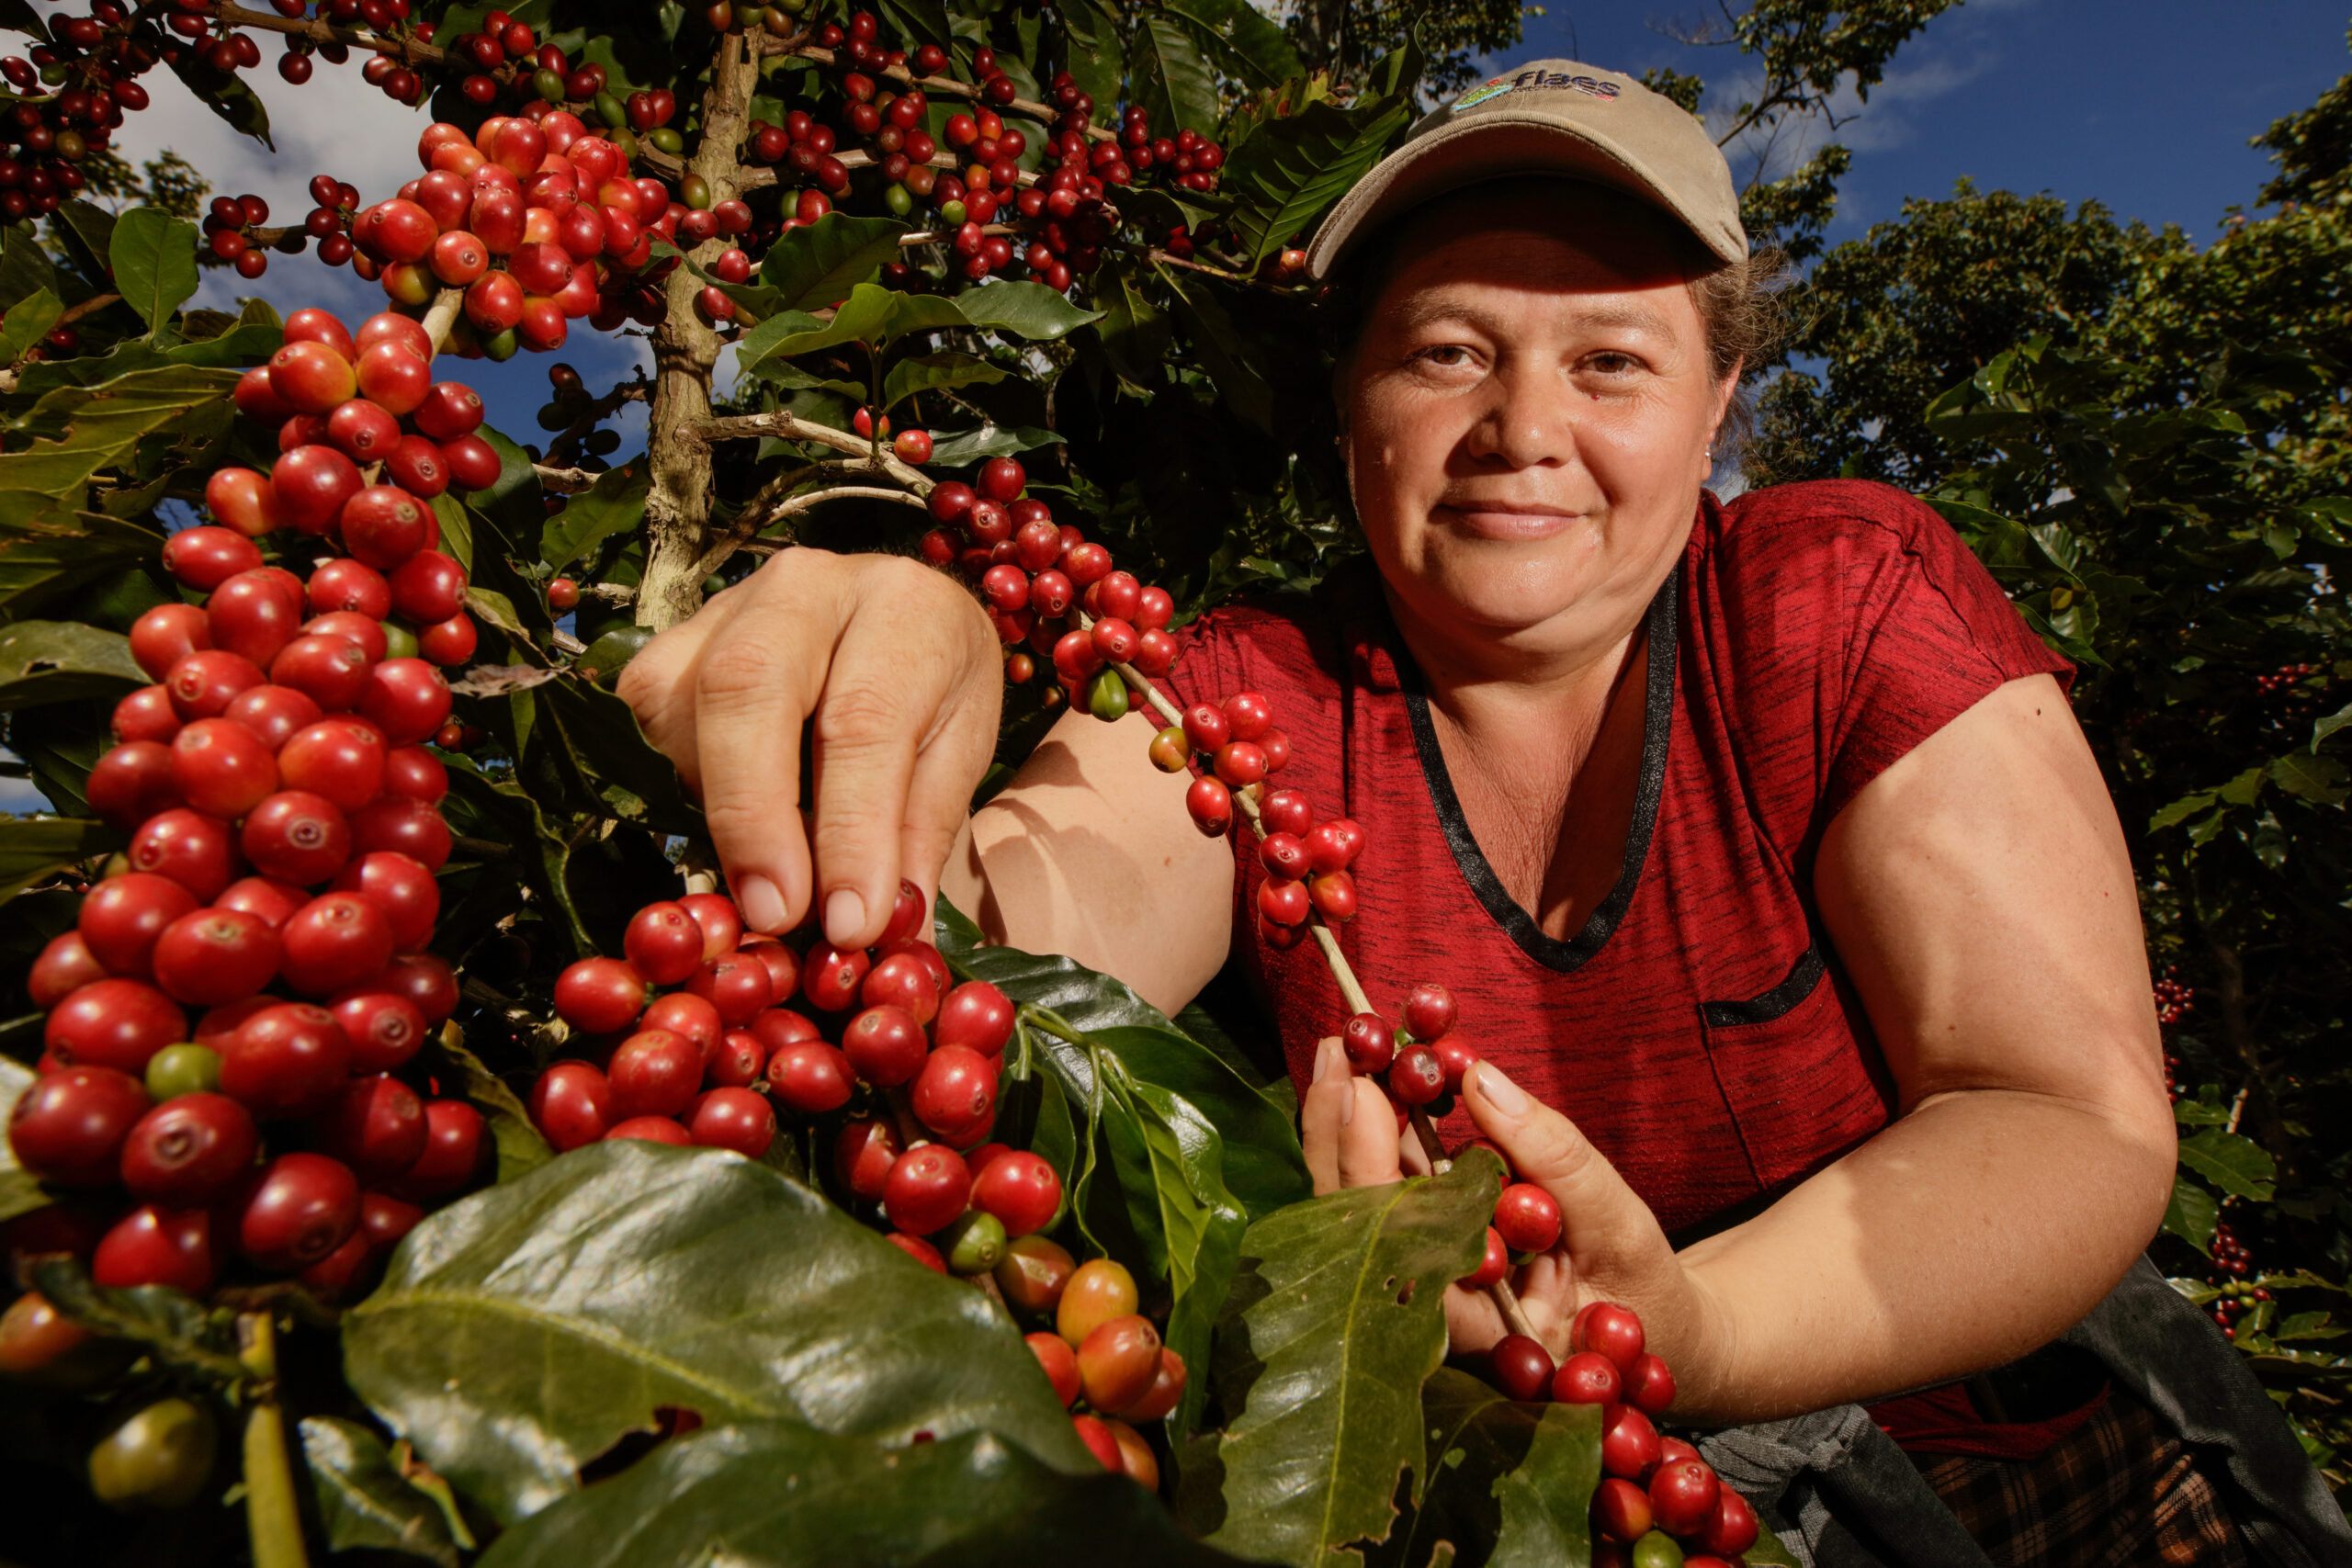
(2177, 1128), (2278, 1202)
(28, 1255), (246, 1382)
(2163, 1174), (2219, 1256)
(1221, 97), (1411, 272)
(342, 1141), (1090, 1525)
(0, 816), (115, 903)
(1161, 0), (1303, 89)
(0, 287), (62, 364)
(477, 1421), (1247, 1568)
(758, 213), (910, 313)
(107, 208), (201, 331)
(1155, 264), (1274, 433)
(2312, 702), (2352, 751)
(2149, 790), (2220, 832)
(1131, 13), (1221, 139)
(1178, 1154), (1502, 1566)
(0, 224), (59, 311)
(1056, 0), (1124, 109)
(430, 1032), (551, 1183)
(1094, 252), (1174, 394)
(952, 280), (1103, 343)
(299, 1416), (464, 1568)
(934, 900), (1307, 1221)
(525, 674), (703, 832)
(2269, 750), (2349, 807)
(538, 461), (648, 577)
(0, 619), (144, 711)
(881, 350), (1007, 411)
(0, 363), (243, 504)
(166, 51), (273, 148)
(166, 295), (285, 367)
(49, 200), (116, 298)
(1368, 1370), (1600, 1568)
(927, 423), (1067, 467)
(572, 625), (652, 683)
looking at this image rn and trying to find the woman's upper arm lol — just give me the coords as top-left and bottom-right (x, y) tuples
(939, 703), (1234, 1017)
(1814, 673), (2174, 1155)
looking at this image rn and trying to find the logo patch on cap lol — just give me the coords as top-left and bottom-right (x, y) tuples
(1453, 70), (1623, 113)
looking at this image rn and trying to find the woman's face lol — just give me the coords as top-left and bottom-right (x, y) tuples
(1341, 185), (1736, 652)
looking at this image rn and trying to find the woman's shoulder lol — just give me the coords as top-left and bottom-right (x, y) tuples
(1709, 477), (1968, 566)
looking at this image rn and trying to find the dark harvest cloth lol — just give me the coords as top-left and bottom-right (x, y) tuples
(1159, 479), (2349, 1557)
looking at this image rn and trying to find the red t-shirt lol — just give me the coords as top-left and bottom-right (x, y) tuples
(1163, 476), (2074, 1260)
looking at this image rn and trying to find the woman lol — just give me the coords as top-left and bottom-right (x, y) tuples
(624, 62), (2339, 1562)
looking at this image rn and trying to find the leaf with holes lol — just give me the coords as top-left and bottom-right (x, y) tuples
(341, 1142), (1091, 1525)
(0, 619), (144, 712)
(300, 1417), (465, 1568)
(1366, 1370), (1600, 1568)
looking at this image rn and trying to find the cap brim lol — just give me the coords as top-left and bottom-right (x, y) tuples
(1306, 116), (1748, 279)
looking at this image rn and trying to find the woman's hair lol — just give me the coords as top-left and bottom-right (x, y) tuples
(1319, 180), (1792, 459)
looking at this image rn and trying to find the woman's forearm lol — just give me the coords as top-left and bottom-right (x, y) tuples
(1668, 1086), (2175, 1424)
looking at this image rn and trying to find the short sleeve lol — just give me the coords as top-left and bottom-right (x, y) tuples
(1701, 479), (2075, 851)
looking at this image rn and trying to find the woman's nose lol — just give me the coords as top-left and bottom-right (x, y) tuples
(1464, 365), (1576, 471)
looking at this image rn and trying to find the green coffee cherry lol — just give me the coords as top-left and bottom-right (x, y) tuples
(533, 66), (565, 102)
(145, 1043), (221, 1100)
(943, 1211), (1008, 1275)
(88, 1398), (218, 1511)
(380, 620), (421, 660)
(648, 126), (684, 154)
(1087, 669), (1128, 722)
(594, 90), (627, 129)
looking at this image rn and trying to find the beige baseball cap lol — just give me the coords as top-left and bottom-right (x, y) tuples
(1306, 61), (1747, 279)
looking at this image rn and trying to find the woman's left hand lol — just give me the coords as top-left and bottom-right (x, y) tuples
(1301, 1036), (1729, 1406)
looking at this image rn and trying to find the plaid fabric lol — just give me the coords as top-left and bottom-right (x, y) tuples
(1916, 1388), (2252, 1567)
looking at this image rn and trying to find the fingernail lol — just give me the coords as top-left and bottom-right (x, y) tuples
(1475, 1061), (1528, 1116)
(738, 874), (786, 934)
(823, 887), (866, 947)
(1313, 1038), (1340, 1085)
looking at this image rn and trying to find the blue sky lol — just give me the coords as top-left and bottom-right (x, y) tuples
(1490, 0), (2351, 243)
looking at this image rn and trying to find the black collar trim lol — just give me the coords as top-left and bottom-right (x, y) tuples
(1398, 575), (1679, 974)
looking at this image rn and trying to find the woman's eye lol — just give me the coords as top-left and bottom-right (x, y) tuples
(1414, 344), (1476, 369)
(1585, 352), (1640, 376)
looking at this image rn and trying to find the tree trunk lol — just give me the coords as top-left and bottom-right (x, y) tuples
(638, 30), (761, 634)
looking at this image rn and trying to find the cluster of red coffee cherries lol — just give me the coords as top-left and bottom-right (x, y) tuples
(1477, 1298), (1758, 1565)
(2254, 661), (2320, 696)
(6, 320), (492, 1309)
(0, 5), (156, 219)
(1003, 1251), (1187, 1489)
(2206, 1217), (2267, 1340)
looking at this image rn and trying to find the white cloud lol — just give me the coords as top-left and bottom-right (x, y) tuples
(1707, 49), (1998, 186)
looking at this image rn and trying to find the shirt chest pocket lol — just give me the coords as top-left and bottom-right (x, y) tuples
(1699, 944), (1893, 1192)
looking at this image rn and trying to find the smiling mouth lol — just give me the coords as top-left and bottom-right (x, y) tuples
(1435, 502), (1583, 540)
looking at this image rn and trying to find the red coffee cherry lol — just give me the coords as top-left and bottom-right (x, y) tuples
(684, 1087), (775, 1158)
(386, 1100), (485, 1200)
(28, 931), (107, 1010)
(1593, 1477), (1654, 1544)
(150, 908), (282, 1009)
(8, 1066), (151, 1186)
(239, 1151), (362, 1271)
(971, 1149), (1061, 1238)
(766, 1040), (854, 1115)
(1340, 1012), (1395, 1073)
(1647, 1459), (1721, 1538)
(278, 893), (396, 996)
(1494, 1182), (1563, 1254)
(861, 951), (941, 1025)
(91, 1204), (219, 1293)
(605, 1116), (691, 1145)
(608, 1030), (702, 1120)
(368, 952), (460, 1025)
(643, 993), (723, 1065)
(220, 1002), (353, 1119)
(330, 989), (428, 1074)
(707, 1029), (767, 1089)
(359, 658), (451, 746)
(1387, 1045), (1445, 1106)
(1077, 1314), (1160, 1415)
(78, 872), (199, 979)
(1488, 1332), (1555, 1403)
(1552, 1350), (1623, 1405)
(1623, 1352), (1677, 1416)
(833, 1117), (900, 1200)
(842, 1003), (927, 1088)
(933, 980), (1015, 1056)
(1185, 775), (1232, 837)
(1574, 1302), (1646, 1377)
(331, 852), (439, 953)
(131, 603), (211, 681)
(553, 956), (649, 1032)
(44, 979), (187, 1076)
(1404, 982), (1457, 1043)
(86, 740), (182, 830)
(910, 1043), (998, 1141)
(529, 1062), (615, 1152)
(223, 684), (324, 752)
(348, 795), (453, 872)
(127, 809), (237, 904)
(624, 900), (704, 986)
(882, 1143), (971, 1235)
(1306, 818), (1366, 875)
(1600, 1400), (1661, 1481)
(1458, 1225), (1509, 1289)
(1699, 1484), (1759, 1558)
(686, 953), (775, 1025)
(798, 940), (870, 1012)
(241, 790), (354, 886)
(312, 1074), (428, 1182)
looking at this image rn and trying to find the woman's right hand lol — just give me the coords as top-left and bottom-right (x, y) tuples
(617, 546), (1004, 949)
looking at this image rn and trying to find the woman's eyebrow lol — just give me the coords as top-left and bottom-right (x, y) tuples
(1387, 293), (1677, 339)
